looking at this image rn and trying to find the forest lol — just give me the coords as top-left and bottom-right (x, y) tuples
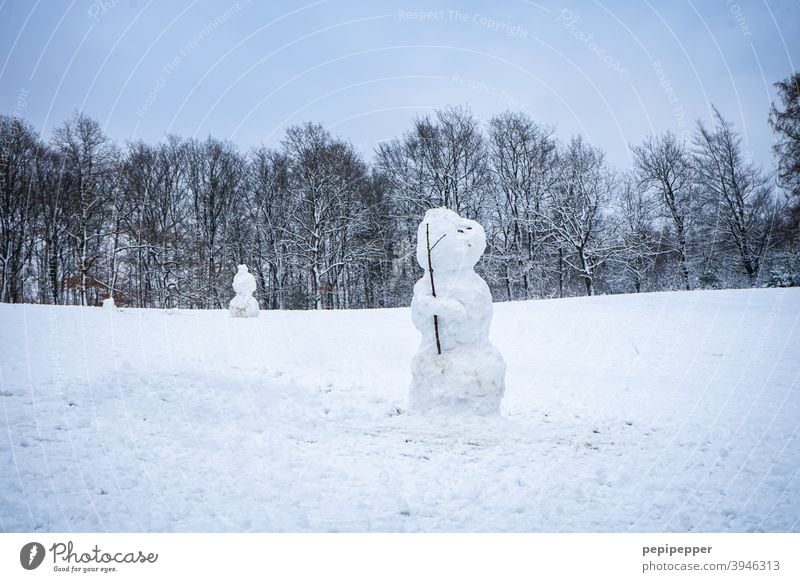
(1, 73), (798, 310)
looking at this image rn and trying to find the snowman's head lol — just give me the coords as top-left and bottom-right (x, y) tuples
(416, 208), (486, 273)
(237, 264), (249, 273)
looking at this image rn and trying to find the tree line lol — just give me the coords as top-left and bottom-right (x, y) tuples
(1, 73), (798, 309)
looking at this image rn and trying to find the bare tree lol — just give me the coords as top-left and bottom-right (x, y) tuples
(246, 146), (290, 309)
(283, 123), (376, 309)
(377, 106), (490, 213)
(4, 99), (795, 308)
(51, 112), (117, 306)
(487, 111), (556, 299)
(693, 106), (776, 286)
(118, 137), (189, 307)
(376, 107), (491, 304)
(29, 146), (68, 304)
(542, 136), (619, 296)
(185, 137), (246, 307)
(0, 116), (39, 302)
(770, 72), (800, 216)
(612, 173), (658, 293)
(632, 131), (695, 290)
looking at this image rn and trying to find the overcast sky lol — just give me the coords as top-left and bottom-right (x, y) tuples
(1, 0), (798, 169)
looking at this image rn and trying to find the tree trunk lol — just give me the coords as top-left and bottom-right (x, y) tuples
(675, 219), (690, 291)
(48, 238), (60, 305)
(311, 264), (322, 310)
(79, 223), (88, 306)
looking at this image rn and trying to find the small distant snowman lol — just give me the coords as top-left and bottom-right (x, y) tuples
(409, 208), (506, 415)
(229, 264), (260, 318)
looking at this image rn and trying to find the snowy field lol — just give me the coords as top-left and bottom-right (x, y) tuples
(1, 288), (799, 533)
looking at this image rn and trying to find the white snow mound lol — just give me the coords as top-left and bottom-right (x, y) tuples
(1, 288), (799, 532)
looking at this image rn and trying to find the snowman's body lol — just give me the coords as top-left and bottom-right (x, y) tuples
(229, 264), (260, 318)
(409, 208), (505, 415)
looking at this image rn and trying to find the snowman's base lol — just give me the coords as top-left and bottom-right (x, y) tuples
(409, 344), (505, 415)
(228, 296), (260, 318)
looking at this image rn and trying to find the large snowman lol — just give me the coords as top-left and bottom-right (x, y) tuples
(409, 208), (505, 415)
(229, 264), (260, 318)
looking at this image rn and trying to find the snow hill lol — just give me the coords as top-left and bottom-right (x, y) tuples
(1, 288), (798, 532)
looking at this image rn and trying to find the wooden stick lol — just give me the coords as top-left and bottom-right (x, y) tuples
(426, 223), (445, 355)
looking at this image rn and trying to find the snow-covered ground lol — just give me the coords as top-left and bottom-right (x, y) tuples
(1, 288), (798, 532)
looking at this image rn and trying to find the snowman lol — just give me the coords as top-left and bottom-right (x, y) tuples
(409, 208), (506, 415)
(229, 264), (260, 318)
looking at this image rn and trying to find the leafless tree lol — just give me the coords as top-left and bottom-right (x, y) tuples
(29, 146), (68, 304)
(770, 73), (800, 212)
(0, 116), (39, 302)
(693, 105), (776, 286)
(51, 112), (117, 306)
(283, 123), (377, 309)
(612, 173), (659, 293)
(117, 137), (189, 307)
(185, 137), (246, 307)
(632, 131), (695, 290)
(376, 106), (490, 215)
(246, 146), (290, 309)
(376, 107), (491, 304)
(487, 111), (556, 299)
(542, 136), (619, 296)
(2, 101), (796, 307)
